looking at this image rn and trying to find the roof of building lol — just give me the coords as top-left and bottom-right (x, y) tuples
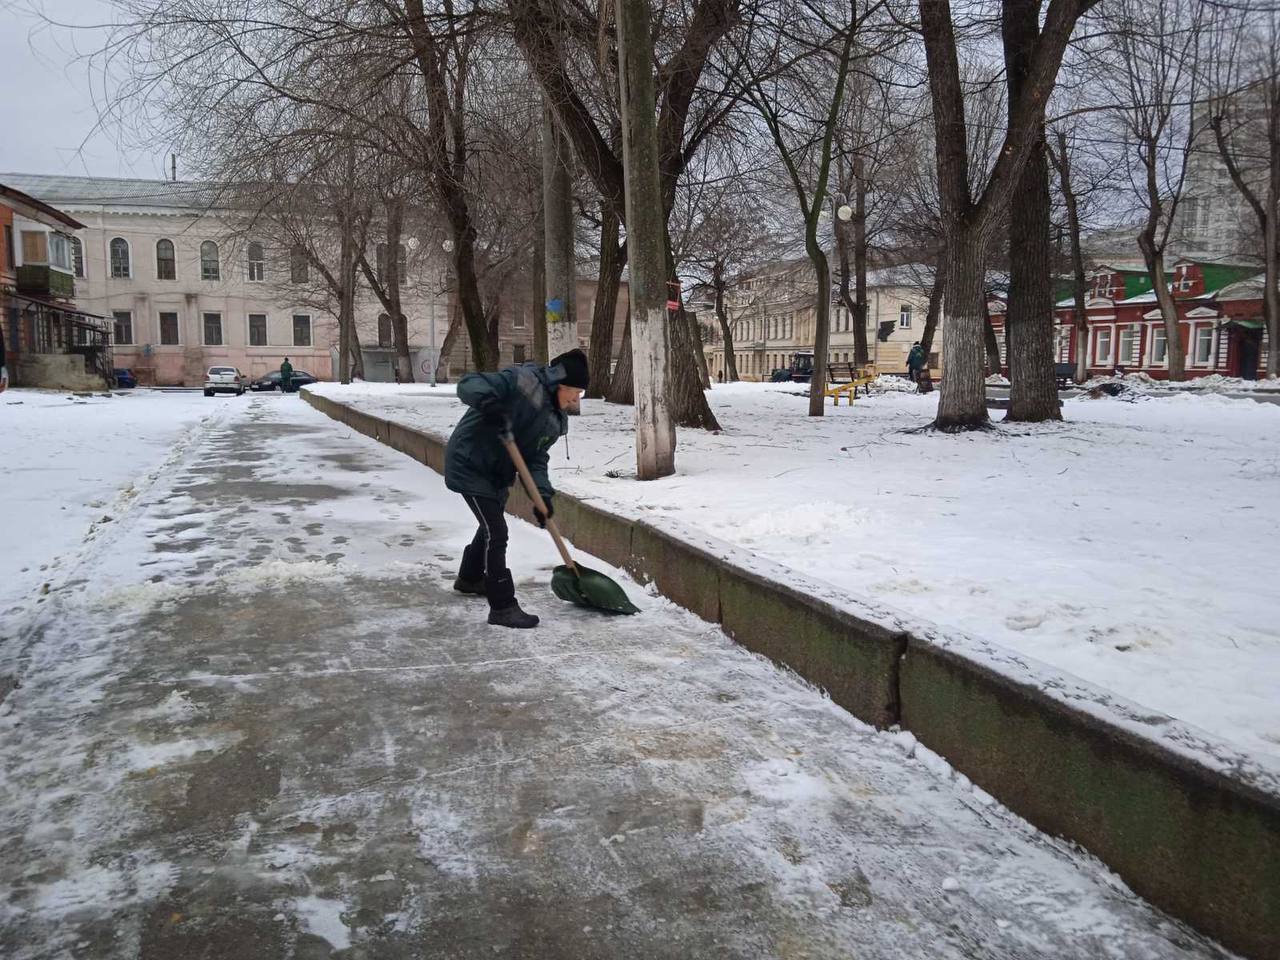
(0, 173), (224, 212)
(0, 181), (86, 230)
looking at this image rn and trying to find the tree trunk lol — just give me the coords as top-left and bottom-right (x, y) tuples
(1137, 237), (1185, 379)
(588, 204), (624, 398)
(1049, 131), (1089, 384)
(1265, 214), (1279, 377)
(713, 261), (739, 380)
(852, 158), (870, 365)
(543, 104), (578, 360)
(608, 312), (635, 404)
(807, 244), (832, 417)
(920, 256), (946, 360)
(983, 300), (1002, 374)
(1003, 0), (1060, 422)
(936, 231), (991, 430)
(437, 307), (462, 380)
(532, 216), (548, 365)
(338, 211), (353, 385)
(617, 0), (676, 477)
(350, 314), (366, 380)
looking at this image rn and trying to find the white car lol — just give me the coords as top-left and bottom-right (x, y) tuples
(204, 366), (246, 397)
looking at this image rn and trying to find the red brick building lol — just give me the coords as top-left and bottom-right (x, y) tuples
(999, 257), (1269, 380)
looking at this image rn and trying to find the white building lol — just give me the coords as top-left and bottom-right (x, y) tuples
(0, 174), (450, 386)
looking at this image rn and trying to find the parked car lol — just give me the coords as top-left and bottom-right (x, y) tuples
(250, 369), (317, 392)
(204, 366), (246, 397)
(112, 368), (138, 389)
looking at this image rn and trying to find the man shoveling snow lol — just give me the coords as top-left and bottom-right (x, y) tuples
(444, 348), (589, 628)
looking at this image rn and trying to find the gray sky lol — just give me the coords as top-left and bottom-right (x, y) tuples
(0, 0), (162, 178)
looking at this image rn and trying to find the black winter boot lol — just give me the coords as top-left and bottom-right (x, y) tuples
(486, 570), (539, 629)
(454, 543), (485, 596)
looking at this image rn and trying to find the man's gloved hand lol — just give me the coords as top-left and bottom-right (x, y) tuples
(533, 497), (554, 528)
(478, 396), (510, 432)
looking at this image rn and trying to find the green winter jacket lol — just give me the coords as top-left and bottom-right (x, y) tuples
(445, 362), (568, 502)
(906, 345), (925, 371)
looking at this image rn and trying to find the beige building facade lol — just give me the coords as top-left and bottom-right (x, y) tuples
(1, 174), (450, 386)
(703, 261), (938, 381)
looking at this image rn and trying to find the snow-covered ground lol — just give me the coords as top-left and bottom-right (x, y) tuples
(311, 380), (1280, 763)
(0, 395), (1240, 958)
(0, 389), (225, 622)
(1081, 372), (1280, 394)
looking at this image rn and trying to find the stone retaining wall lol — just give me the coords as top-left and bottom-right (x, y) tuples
(302, 387), (1279, 960)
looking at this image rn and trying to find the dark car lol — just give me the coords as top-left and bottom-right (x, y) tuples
(112, 368), (138, 388)
(251, 370), (317, 392)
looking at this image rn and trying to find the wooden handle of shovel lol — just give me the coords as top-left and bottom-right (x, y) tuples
(500, 435), (578, 575)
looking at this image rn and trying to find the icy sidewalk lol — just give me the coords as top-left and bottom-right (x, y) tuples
(0, 395), (1235, 959)
(312, 381), (1280, 764)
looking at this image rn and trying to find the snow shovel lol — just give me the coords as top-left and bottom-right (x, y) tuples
(500, 435), (639, 615)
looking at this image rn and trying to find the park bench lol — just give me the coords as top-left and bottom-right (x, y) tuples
(1054, 362), (1074, 389)
(824, 362), (878, 405)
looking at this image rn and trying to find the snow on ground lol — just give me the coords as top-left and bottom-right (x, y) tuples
(0, 389), (223, 624)
(1082, 372), (1280, 394)
(311, 379), (1280, 763)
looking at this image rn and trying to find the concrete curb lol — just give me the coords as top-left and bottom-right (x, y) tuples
(302, 387), (1279, 960)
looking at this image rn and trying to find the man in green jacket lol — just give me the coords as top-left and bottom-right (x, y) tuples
(445, 349), (589, 628)
(279, 357), (294, 393)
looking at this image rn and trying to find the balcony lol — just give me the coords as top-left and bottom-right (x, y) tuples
(17, 265), (75, 300)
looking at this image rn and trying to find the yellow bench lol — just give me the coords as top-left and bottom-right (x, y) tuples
(824, 363), (877, 405)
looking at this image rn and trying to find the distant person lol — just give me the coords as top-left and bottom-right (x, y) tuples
(717, 369), (724, 384)
(0, 318), (8, 394)
(280, 357), (294, 393)
(906, 342), (925, 383)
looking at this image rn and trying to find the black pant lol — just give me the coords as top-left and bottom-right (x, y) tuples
(461, 495), (515, 608)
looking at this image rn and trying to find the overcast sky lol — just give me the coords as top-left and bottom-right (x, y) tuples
(0, 0), (165, 179)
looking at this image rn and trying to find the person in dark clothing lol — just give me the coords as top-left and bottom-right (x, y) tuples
(0, 317), (8, 393)
(445, 348), (589, 628)
(280, 357), (294, 393)
(906, 342), (925, 383)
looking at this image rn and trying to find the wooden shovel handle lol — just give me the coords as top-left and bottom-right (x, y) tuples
(500, 435), (577, 574)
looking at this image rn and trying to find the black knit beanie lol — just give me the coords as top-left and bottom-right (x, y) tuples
(551, 348), (590, 390)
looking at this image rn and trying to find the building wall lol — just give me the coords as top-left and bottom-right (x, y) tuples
(64, 208), (449, 386)
(704, 278), (936, 381)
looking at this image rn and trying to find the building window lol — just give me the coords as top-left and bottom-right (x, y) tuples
(249, 313), (268, 346)
(203, 312), (223, 346)
(1095, 327), (1113, 365)
(290, 245), (309, 283)
(513, 343), (527, 363)
(21, 230), (48, 263)
(376, 242), (407, 285)
(1194, 326), (1214, 365)
(112, 310), (133, 345)
(71, 237), (85, 278)
(156, 238), (176, 280)
(49, 234), (71, 271)
(1151, 327), (1168, 364)
(377, 314), (393, 347)
(110, 237), (131, 278)
(292, 314), (312, 347)
(1118, 326), (1139, 365)
(246, 241), (265, 282)
(200, 241), (220, 281)
(899, 304), (913, 328)
(513, 306), (526, 329)
(159, 311), (180, 345)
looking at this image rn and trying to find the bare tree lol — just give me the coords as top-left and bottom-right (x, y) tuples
(1205, 3), (1280, 377)
(1100, 0), (1207, 381)
(919, 0), (1100, 429)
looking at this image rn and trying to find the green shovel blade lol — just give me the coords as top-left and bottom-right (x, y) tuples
(551, 563), (640, 615)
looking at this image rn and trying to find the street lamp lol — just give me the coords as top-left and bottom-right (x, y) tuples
(407, 236), (449, 387)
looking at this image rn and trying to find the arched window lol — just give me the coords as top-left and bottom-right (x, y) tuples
(156, 238), (176, 280)
(200, 240), (220, 281)
(109, 237), (131, 279)
(246, 241), (265, 282)
(70, 236), (85, 278)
